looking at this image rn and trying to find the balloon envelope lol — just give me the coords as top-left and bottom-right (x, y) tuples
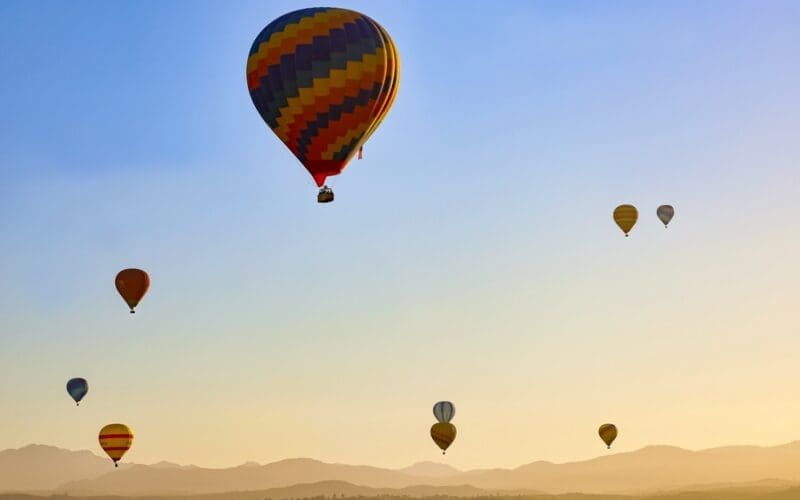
(613, 205), (638, 236)
(431, 422), (456, 454)
(99, 423), (133, 467)
(433, 401), (455, 423)
(657, 205), (674, 227)
(246, 7), (400, 187)
(66, 378), (88, 405)
(115, 269), (150, 313)
(598, 423), (618, 448)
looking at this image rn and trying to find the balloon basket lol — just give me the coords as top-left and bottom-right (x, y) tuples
(317, 186), (334, 203)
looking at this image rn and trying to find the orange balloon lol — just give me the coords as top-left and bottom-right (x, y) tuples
(115, 269), (150, 314)
(431, 422), (457, 454)
(598, 423), (618, 449)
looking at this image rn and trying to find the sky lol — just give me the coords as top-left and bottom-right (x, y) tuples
(1, 0), (799, 471)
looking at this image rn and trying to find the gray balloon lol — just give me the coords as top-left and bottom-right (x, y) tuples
(657, 205), (675, 227)
(433, 401), (455, 423)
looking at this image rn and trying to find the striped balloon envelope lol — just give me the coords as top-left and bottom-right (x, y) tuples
(246, 7), (400, 194)
(613, 204), (638, 237)
(657, 204), (675, 227)
(98, 423), (134, 467)
(430, 422), (457, 455)
(433, 401), (455, 423)
(598, 423), (618, 449)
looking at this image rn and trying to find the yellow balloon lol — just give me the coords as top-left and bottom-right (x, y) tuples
(598, 423), (618, 449)
(431, 422), (456, 454)
(99, 423), (134, 467)
(613, 205), (638, 236)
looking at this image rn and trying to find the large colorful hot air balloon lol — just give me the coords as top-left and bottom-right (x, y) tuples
(115, 269), (150, 314)
(431, 422), (456, 455)
(246, 7), (400, 203)
(598, 423), (618, 449)
(433, 401), (455, 423)
(66, 378), (88, 406)
(99, 423), (133, 467)
(613, 205), (638, 237)
(657, 205), (674, 227)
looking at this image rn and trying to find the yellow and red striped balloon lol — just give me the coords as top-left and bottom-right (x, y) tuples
(99, 423), (134, 467)
(246, 8), (400, 190)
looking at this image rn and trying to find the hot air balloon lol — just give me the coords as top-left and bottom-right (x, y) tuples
(431, 422), (456, 454)
(433, 401), (455, 423)
(657, 205), (674, 227)
(598, 423), (617, 449)
(99, 423), (133, 467)
(66, 378), (88, 406)
(115, 269), (150, 314)
(613, 205), (638, 237)
(246, 7), (400, 203)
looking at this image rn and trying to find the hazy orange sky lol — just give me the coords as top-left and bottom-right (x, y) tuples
(1, 0), (799, 470)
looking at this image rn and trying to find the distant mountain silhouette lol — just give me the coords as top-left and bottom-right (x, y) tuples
(451, 443), (800, 494)
(0, 444), (114, 492)
(400, 461), (462, 477)
(6, 480), (800, 500)
(6, 441), (800, 496)
(59, 458), (435, 496)
(183, 480), (519, 499)
(0, 445), (192, 493)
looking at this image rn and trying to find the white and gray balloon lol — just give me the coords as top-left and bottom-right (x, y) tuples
(433, 401), (455, 423)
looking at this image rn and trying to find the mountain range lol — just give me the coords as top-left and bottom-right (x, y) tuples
(4, 442), (800, 496)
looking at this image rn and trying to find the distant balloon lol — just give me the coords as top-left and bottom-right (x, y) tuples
(598, 423), (618, 449)
(115, 269), (150, 314)
(613, 205), (638, 237)
(657, 205), (675, 228)
(431, 422), (456, 454)
(99, 423), (134, 467)
(66, 378), (88, 406)
(433, 401), (455, 423)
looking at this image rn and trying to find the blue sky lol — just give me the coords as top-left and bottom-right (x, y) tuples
(1, 1), (799, 468)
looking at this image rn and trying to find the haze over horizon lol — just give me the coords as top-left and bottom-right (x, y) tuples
(1, 0), (799, 473)
(13, 439), (800, 468)
(7, 440), (800, 496)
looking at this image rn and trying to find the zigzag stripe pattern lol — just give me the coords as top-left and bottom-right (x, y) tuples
(247, 7), (400, 186)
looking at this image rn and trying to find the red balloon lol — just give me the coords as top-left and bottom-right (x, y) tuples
(115, 269), (150, 314)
